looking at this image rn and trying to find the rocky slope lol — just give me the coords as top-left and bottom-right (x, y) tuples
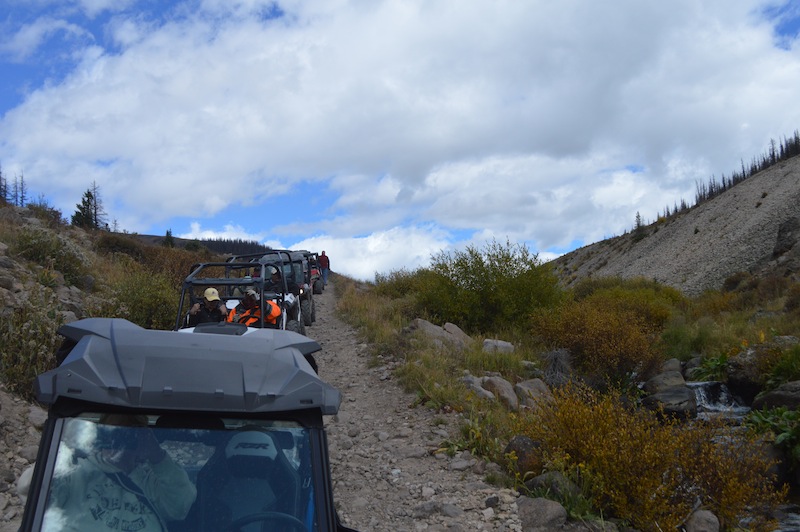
(552, 156), (800, 295)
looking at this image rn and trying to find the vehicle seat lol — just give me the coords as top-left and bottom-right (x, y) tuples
(192, 428), (302, 532)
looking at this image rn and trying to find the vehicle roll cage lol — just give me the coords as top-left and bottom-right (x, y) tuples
(175, 258), (290, 331)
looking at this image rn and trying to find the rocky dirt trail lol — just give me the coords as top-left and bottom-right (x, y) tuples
(312, 283), (523, 531)
(0, 282), (524, 532)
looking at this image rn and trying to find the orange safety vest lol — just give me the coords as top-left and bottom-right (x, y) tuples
(227, 300), (281, 327)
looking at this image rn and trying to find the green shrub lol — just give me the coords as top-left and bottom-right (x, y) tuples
(89, 269), (178, 329)
(0, 286), (64, 400)
(763, 345), (800, 390)
(693, 351), (730, 381)
(11, 228), (89, 287)
(140, 245), (213, 288)
(747, 407), (800, 468)
(374, 268), (419, 298)
(95, 233), (145, 260)
(183, 240), (207, 253)
(658, 315), (719, 359)
(580, 284), (679, 332)
(416, 239), (564, 334)
(722, 271), (751, 292)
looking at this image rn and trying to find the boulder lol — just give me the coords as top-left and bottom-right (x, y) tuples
(684, 509), (719, 532)
(406, 318), (472, 350)
(643, 370), (685, 395)
(752, 380), (800, 410)
(482, 339), (514, 354)
(514, 378), (553, 408)
(516, 496), (568, 531)
(641, 385), (697, 419)
(504, 435), (541, 476)
(482, 376), (519, 411)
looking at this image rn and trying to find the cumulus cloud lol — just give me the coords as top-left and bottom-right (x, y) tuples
(1, 0), (799, 281)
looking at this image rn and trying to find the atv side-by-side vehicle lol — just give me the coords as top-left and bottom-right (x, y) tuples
(222, 250), (315, 333)
(299, 251), (324, 295)
(20, 318), (357, 531)
(178, 255), (307, 334)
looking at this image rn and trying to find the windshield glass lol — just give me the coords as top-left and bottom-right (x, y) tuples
(43, 413), (317, 532)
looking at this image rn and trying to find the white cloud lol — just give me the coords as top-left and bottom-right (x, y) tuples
(293, 225), (451, 281)
(2, 0), (800, 279)
(0, 17), (90, 61)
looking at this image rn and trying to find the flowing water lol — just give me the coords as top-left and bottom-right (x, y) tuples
(687, 381), (800, 530)
(687, 380), (751, 422)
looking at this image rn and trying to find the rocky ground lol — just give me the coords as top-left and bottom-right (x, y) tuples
(0, 281), (528, 532)
(313, 283), (525, 531)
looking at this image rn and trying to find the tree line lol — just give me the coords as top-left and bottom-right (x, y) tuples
(635, 130), (800, 230)
(0, 168), (268, 255)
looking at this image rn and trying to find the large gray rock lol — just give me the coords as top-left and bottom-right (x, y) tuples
(752, 380), (800, 410)
(482, 376), (519, 411)
(643, 370), (686, 395)
(406, 318), (472, 350)
(684, 509), (719, 532)
(483, 338), (515, 354)
(524, 471), (581, 501)
(641, 385), (697, 419)
(504, 435), (541, 476)
(514, 378), (553, 408)
(517, 496), (568, 531)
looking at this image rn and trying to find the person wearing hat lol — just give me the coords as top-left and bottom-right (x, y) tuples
(187, 287), (228, 327)
(42, 414), (196, 531)
(226, 288), (281, 327)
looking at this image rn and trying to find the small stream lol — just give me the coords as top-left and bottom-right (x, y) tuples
(687, 380), (751, 422)
(687, 381), (800, 531)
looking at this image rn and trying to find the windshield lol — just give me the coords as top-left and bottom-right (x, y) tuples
(43, 414), (318, 532)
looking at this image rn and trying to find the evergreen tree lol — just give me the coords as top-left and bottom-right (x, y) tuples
(0, 164), (6, 204)
(71, 182), (108, 229)
(162, 229), (175, 248)
(72, 190), (97, 229)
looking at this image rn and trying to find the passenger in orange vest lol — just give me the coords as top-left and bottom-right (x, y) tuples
(226, 289), (281, 327)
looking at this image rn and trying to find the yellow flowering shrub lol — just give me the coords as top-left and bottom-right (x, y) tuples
(512, 384), (785, 530)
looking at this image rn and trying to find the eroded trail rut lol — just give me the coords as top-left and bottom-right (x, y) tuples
(310, 284), (522, 531)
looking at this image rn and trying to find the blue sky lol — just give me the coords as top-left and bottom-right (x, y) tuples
(1, 0), (800, 281)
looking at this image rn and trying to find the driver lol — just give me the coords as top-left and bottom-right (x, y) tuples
(226, 288), (281, 327)
(43, 414), (197, 531)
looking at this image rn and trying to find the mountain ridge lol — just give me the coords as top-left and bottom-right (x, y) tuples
(551, 155), (800, 295)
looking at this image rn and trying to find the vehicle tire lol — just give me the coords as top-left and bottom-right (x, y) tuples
(310, 298), (316, 323)
(301, 299), (313, 326)
(286, 320), (302, 334)
(313, 280), (323, 294)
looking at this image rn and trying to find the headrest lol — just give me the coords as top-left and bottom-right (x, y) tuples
(225, 431), (278, 461)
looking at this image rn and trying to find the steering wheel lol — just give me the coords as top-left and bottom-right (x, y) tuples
(223, 511), (308, 532)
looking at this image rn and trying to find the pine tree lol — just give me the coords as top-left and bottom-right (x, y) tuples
(0, 164), (6, 204)
(71, 182), (108, 229)
(162, 229), (175, 248)
(72, 190), (97, 229)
